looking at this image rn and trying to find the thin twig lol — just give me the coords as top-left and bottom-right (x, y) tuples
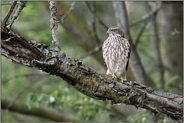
(3, 0), (27, 29)
(49, 0), (60, 52)
(85, 1), (108, 30)
(135, 22), (149, 47)
(130, 5), (161, 27)
(60, 1), (76, 23)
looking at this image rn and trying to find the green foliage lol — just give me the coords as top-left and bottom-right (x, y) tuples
(25, 84), (112, 121)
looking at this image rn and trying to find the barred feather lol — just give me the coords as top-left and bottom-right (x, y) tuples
(102, 27), (130, 78)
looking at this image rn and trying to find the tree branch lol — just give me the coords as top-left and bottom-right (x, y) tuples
(49, 0), (60, 51)
(60, 1), (76, 23)
(3, 1), (27, 29)
(45, 2), (107, 67)
(130, 4), (161, 27)
(1, 98), (78, 122)
(134, 22), (149, 47)
(85, 1), (108, 30)
(1, 26), (183, 120)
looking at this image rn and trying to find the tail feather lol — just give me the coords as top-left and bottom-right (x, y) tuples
(106, 69), (110, 75)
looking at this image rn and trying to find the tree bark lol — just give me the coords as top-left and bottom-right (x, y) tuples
(1, 25), (183, 120)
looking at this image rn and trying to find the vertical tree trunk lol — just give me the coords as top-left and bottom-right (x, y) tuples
(160, 2), (183, 90)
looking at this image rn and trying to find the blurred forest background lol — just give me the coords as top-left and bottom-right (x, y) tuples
(1, 1), (183, 122)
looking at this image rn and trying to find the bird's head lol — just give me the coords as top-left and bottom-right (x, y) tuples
(107, 26), (124, 37)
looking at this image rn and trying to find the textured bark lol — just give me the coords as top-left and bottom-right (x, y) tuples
(1, 98), (78, 122)
(1, 26), (183, 120)
(160, 2), (183, 79)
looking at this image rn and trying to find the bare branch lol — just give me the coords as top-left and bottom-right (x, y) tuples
(49, 0), (60, 52)
(1, 98), (78, 122)
(60, 1), (76, 23)
(85, 2), (108, 30)
(50, 2), (105, 66)
(3, 1), (27, 29)
(1, 26), (183, 120)
(130, 4), (161, 27)
(135, 22), (149, 47)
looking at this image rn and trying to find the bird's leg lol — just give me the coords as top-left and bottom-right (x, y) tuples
(120, 73), (127, 82)
(111, 73), (116, 79)
(120, 77), (127, 82)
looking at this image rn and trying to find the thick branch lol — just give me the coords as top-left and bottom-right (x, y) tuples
(1, 98), (78, 122)
(1, 26), (183, 120)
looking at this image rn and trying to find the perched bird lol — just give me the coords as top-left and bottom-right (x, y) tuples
(102, 26), (131, 81)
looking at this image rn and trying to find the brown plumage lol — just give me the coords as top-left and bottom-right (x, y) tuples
(102, 26), (131, 80)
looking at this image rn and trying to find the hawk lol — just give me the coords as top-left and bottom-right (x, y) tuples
(102, 26), (131, 81)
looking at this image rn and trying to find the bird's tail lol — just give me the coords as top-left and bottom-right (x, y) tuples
(106, 69), (110, 75)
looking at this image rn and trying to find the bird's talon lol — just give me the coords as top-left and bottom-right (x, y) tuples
(111, 73), (116, 79)
(120, 77), (127, 82)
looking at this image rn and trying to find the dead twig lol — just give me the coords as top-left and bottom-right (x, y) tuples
(135, 22), (149, 47)
(60, 1), (76, 23)
(85, 1), (108, 30)
(130, 4), (161, 27)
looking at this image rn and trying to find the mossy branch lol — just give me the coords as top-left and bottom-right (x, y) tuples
(1, 26), (183, 120)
